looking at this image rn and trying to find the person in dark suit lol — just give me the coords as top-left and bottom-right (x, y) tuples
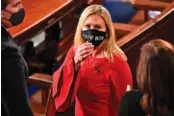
(1, 0), (33, 116)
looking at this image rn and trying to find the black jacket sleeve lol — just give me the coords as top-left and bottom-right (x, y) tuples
(1, 42), (33, 116)
(118, 90), (146, 116)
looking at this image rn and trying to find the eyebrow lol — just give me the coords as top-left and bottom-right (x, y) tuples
(84, 23), (104, 26)
(11, 0), (21, 6)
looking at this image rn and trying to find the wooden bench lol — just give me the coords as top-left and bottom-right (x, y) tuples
(113, 0), (170, 39)
(28, 73), (52, 106)
(129, 0), (171, 24)
(113, 23), (140, 39)
(8, 0), (86, 44)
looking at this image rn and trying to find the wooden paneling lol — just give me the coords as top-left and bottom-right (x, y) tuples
(132, 0), (170, 11)
(118, 6), (174, 88)
(8, 0), (86, 44)
(113, 23), (140, 39)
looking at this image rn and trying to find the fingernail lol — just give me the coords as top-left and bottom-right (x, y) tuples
(126, 85), (131, 91)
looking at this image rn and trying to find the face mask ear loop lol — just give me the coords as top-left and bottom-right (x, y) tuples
(2, 9), (12, 21)
(106, 33), (108, 39)
(4, 9), (13, 14)
(105, 26), (109, 39)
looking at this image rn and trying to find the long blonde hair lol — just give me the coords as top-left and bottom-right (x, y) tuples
(74, 5), (127, 61)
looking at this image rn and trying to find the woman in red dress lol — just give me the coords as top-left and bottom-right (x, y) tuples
(47, 5), (133, 116)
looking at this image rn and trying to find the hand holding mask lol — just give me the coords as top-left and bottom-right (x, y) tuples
(74, 42), (94, 64)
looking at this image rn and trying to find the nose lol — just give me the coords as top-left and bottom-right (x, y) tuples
(18, 3), (24, 10)
(90, 25), (95, 30)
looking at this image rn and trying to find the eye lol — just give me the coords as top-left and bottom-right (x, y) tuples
(95, 25), (101, 29)
(13, 2), (20, 7)
(85, 24), (90, 29)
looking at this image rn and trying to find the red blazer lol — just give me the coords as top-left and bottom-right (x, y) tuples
(46, 46), (133, 116)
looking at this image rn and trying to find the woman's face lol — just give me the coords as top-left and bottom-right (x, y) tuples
(81, 14), (108, 48)
(82, 14), (107, 32)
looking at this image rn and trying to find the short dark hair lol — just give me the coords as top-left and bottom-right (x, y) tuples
(1, 0), (8, 9)
(137, 39), (174, 116)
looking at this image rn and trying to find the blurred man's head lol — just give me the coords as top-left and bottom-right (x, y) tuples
(1, 0), (25, 28)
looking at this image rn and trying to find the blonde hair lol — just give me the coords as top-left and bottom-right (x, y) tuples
(74, 5), (127, 61)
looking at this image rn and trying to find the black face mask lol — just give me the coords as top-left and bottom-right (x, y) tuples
(82, 29), (107, 47)
(5, 8), (25, 26)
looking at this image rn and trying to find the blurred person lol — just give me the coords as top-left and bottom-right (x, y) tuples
(119, 39), (174, 116)
(1, 0), (33, 116)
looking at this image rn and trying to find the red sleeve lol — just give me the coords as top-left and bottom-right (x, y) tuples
(52, 46), (76, 112)
(110, 56), (133, 114)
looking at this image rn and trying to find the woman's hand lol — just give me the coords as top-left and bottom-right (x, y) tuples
(74, 42), (94, 64)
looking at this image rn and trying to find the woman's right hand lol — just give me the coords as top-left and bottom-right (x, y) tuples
(74, 42), (94, 64)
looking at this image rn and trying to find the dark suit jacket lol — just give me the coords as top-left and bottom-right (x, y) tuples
(118, 90), (146, 116)
(1, 26), (33, 116)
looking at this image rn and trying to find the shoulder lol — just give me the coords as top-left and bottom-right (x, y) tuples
(114, 54), (126, 62)
(1, 37), (22, 62)
(66, 45), (75, 58)
(1, 27), (19, 53)
(2, 39), (20, 57)
(62, 45), (75, 64)
(110, 54), (128, 69)
(109, 54), (132, 83)
(70, 45), (75, 54)
(106, 54), (131, 75)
